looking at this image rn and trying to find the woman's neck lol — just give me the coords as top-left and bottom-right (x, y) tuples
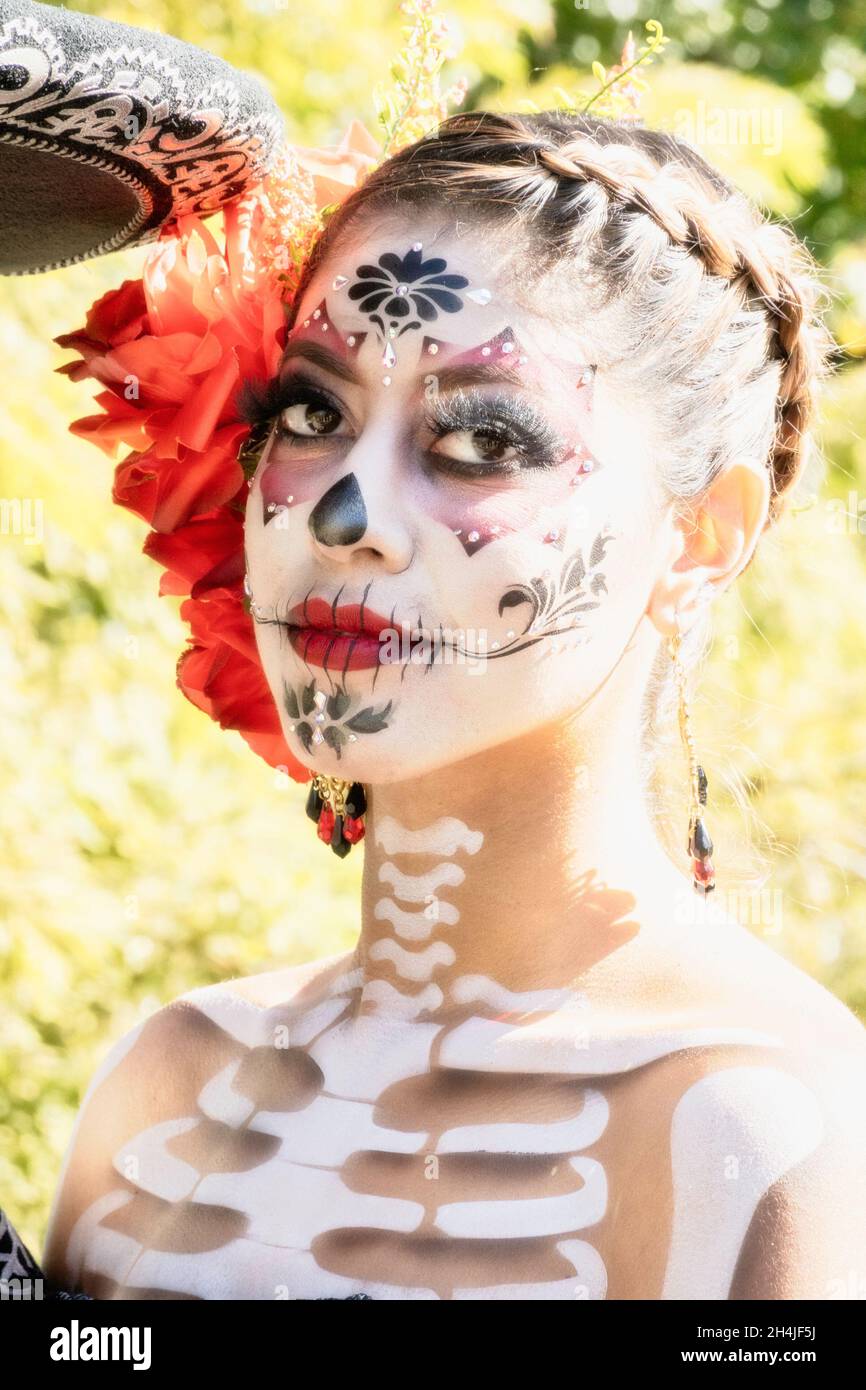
(352, 684), (697, 1022)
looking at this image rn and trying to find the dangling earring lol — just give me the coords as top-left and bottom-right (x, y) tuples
(305, 776), (367, 859)
(668, 619), (715, 894)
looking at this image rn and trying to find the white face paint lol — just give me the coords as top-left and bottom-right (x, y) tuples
(59, 815), (819, 1302)
(242, 212), (669, 786)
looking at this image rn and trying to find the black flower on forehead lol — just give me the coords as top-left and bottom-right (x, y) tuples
(346, 246), (470, 343)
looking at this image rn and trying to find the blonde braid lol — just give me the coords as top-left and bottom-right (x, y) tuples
(379, 110), (835, 527)
(532, 130), (836, 524)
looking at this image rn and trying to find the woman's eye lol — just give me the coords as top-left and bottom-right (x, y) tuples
(277, 399), (344, 438)
(432, 428), (521, 468)
(423, 390), (564, 476)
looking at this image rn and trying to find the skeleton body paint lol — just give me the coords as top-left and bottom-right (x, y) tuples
(59, 816), (827, 1302)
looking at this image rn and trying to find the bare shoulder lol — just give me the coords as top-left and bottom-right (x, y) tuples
(670, 911), (866, 1067)
(630, 919), (866, 1298)
(639, 911), (866, 1159)
(42, 997), (220, 1287)
(42, 950), (358, 1289)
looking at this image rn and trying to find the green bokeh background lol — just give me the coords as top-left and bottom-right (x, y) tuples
(1, 0), (865, 1257)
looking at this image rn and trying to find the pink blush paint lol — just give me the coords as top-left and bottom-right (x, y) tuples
(432, 452), (599, 557)
(258, 457), (316, 525)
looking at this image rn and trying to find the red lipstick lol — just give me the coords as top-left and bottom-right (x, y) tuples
(286, 597), (395, 670)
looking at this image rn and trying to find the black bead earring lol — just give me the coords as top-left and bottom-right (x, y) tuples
(668, 622), (715, 895)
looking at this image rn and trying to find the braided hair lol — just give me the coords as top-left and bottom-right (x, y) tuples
(287, 110), (838, 886)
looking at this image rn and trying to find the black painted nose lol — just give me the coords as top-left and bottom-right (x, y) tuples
(307, 473), (368, 547)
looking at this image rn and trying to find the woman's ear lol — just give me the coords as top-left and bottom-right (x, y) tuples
(647, 458), (772, 637)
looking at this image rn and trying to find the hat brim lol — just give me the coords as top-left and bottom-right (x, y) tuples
(0, 0), (285, 274)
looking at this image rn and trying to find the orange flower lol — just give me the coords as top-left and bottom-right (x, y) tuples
(293, 119), (382, 208)
(52, 122), (382, 782)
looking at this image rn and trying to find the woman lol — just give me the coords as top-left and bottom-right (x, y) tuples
(31, 110), (866, 1300)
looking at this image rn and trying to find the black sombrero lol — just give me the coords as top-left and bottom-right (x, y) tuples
(0, 0), (285, 275)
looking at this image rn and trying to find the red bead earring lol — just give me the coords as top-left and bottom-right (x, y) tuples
(305, 777), (366, 859)
(668, 622), (715, 895)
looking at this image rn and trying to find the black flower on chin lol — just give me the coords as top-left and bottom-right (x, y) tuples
(283, 679), (393, 760)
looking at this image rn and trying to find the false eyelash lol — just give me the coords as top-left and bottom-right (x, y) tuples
(235, 371), (340, 431)
(422, 387), (567, 472)
(236, 372), (568, 474)
(235, 373), (282, 429)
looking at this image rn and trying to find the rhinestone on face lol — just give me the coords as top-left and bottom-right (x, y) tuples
(286, 494), (294, 503)
(303, 319), (310, 327)
(332, 275), (348, 289)
(382, 341), (397, 369)
(466, 287), (492, 306)
(467, 529), (480, 543)
(243, 573), (252, 596)
(452, 528), (462, 536)
(501, 341), (514, 353)
(427, 343), (439, 355)
(579, 368), (593, 385)
(517, 354), (528, 365)
(348, 733), (358, 742)
(382, 376), (392, 386)
(481, 347), (491, 357)
(544, 529), (560, 543)
(396, 284), (408, 296)
(267, 502), (276, 512)
(312, 309), (321, 319)
(314, 713), (326, 724)
(347, 335), (356, 346)
(313, 690), (328, 710)
(312, 728), (324, 745)
(321, 323), (329, 331)
(289, 723), (296, 732)
(506, 630), (515, 639)
(412, 241), (423, 252)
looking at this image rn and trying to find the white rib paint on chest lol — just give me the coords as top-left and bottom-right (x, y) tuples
(67, 815), (817, 1300)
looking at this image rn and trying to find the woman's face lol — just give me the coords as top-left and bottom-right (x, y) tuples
(244, 214), (671, 782)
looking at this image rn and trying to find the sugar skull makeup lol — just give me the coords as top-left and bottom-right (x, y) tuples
(242, 217), (668, 781)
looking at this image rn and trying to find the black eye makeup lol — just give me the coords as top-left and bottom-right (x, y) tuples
(421, 386), (568, 477)
(236, 369), (570, 479)
(237, 371), (348, 444)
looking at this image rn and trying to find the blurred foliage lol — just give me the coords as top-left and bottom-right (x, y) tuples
(2, 0), (865, 1256)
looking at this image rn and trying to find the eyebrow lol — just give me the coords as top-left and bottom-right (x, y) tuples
(278, 337), (530, 391)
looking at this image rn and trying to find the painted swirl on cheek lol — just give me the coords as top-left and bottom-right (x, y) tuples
(440, 527), (617, 662)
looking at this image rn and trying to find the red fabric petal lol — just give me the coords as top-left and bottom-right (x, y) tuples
(51, 143), (353, 779)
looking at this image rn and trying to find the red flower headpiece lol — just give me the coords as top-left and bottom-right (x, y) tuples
(52, 124), (381, 782)
(51, 1), (653, 784)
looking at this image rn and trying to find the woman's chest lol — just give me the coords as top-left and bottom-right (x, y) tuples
(81, 1003), (800, 1300)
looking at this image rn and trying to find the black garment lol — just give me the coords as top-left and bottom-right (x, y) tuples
(0, 1205), (91, 1300)
(0, 1203), (372, 1300)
